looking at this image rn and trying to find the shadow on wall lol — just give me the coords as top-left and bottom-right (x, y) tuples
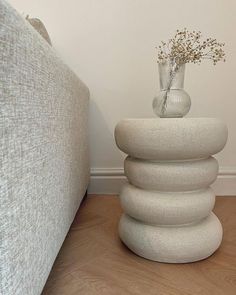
(89, 99), (125, 169)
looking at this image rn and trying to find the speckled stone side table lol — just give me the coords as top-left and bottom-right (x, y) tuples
(115, 118), (228, 263)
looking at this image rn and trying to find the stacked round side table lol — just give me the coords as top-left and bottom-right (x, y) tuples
(115, 118), (228, 263)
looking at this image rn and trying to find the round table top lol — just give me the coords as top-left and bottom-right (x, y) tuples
(115, 117), (228, 161)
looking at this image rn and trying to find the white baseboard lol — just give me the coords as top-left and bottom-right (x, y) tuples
(88, 167), (236, 196)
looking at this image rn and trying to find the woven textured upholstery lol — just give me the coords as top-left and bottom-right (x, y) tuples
(0, 1), (89, 294)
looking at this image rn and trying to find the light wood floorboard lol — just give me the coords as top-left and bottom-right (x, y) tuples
(42, 195), (236, 295)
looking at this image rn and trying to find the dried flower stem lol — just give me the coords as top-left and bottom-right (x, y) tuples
(161, 62), (178, 113)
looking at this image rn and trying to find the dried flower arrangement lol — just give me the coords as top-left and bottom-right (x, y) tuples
(157, 28), (226, 66)
(155, 28), (226, 113)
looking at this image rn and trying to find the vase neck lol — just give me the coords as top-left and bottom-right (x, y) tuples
(159, 61), (186, 90)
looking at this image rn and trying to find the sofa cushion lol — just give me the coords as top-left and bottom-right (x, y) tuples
(26, 15), (52, 45)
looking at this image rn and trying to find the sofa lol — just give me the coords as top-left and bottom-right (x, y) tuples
(0, 1), (90, 294)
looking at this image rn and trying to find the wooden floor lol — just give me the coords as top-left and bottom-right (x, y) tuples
(42, 195), (236, 295)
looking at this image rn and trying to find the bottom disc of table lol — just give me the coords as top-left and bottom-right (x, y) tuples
(119, 212), (222, 263)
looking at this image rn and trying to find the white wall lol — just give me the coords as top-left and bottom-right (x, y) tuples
(9, 0), (236, 194)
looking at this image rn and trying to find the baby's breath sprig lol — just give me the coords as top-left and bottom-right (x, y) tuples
(156, 28), (226, 66)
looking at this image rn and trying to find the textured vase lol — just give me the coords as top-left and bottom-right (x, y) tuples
(153, 62), (191, 117)
(115, 118), (228, 263)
